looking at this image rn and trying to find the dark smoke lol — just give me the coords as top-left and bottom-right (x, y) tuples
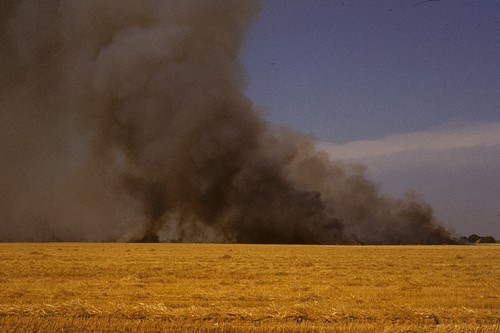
(0, 0), (455, 244)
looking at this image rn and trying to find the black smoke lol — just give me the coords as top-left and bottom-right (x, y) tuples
(0, 0), (455, 244)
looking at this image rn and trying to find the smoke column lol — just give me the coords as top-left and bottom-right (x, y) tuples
(0, 0), (454, 244)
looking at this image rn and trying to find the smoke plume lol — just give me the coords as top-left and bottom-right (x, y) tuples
(0, 0), (455, 244)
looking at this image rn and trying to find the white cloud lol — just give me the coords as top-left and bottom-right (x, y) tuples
(319, 121), (500, 161)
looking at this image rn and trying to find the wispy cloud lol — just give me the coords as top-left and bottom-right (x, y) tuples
(319, 121), (500, 161)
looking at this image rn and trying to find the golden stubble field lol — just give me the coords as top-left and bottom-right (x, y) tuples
(0, 243), (498, 332)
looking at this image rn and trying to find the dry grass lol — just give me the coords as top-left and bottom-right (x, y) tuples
(0, 243), (498, 332)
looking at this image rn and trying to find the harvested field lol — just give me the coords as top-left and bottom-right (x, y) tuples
(0, 243), (498, 332)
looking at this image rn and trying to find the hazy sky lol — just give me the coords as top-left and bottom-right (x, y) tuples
(242, 0), (500, 238)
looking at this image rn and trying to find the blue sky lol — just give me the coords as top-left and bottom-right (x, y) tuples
(243, 0), (499, 142)
(242, 0), (500, 238)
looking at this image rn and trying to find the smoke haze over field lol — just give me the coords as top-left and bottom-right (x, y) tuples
(0, 0), (454, 244)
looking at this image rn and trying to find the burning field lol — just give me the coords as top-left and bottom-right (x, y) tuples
(0, 0), (457, 244)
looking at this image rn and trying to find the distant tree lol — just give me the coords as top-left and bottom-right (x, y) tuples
(477, 236), (496, 243)
(465, 234), (497, 243)
(467, 234), (481, 243)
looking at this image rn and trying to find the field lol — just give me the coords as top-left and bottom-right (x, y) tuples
(0, 243), (498, 332)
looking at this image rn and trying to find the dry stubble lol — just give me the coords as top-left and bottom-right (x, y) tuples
(0, 243), (498, 332)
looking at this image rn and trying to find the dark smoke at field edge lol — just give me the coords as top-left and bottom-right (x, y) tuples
(0, 0), (456, 244)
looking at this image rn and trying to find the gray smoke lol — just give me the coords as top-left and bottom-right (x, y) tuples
(0, 0), (455, 244)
